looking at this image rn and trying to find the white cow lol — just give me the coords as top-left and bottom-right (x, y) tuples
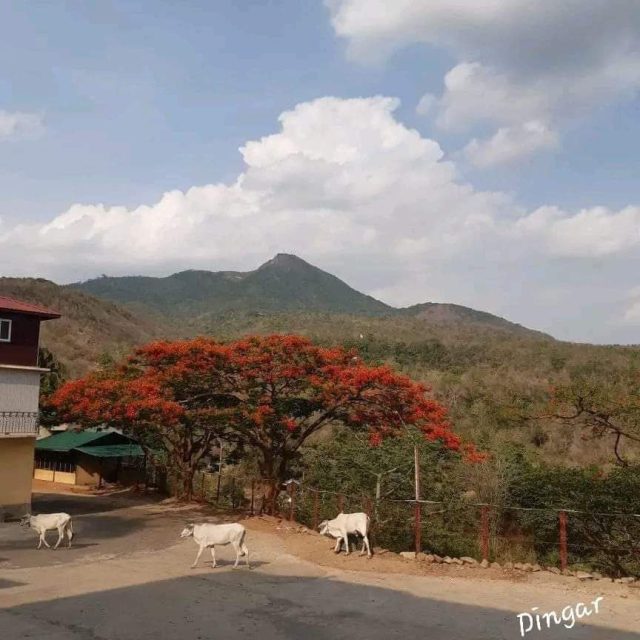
(318, 512), (372, 558)
(180, 522), (250, 569)
(20, 513), (74, 550)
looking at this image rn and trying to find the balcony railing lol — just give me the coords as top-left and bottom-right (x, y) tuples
(0, 411), (39, 436)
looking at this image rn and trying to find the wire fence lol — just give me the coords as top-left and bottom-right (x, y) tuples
(275, 483), (640, 578)
(148, 467), (640, 578)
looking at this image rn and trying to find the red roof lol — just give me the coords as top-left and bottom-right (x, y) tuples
(0, 295), (61, 320)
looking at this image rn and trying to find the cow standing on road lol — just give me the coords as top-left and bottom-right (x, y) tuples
(20, 513), (74, 550)
(180, 522), (250, 569)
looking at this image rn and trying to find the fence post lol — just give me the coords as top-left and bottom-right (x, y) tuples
(559, 510), (568, 573)
(289, 483), (296, 522)
(337, 494), (344, 513)
(313, 490), (320, 529)
(480, 505), (490, 561)
(414, 501), (422, 555)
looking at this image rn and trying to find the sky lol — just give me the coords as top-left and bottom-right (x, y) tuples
(1, 1), (640, 344)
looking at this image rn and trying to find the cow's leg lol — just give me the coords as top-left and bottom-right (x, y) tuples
(343, 533), (350, 555)
(241, 542), (250, 568)
(362, 533), (372, 558)
(233, 542), (241, 568)
(54, 526), (64, 549)
(210, 546), (217, 568)
(191, 544), (204, 568)
(333, 537), (342, 553)
(39, 532), (51, 549)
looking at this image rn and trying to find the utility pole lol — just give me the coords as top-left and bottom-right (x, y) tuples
(215, 438), (224, 502)
(414, 442), (420, 503)
(396, 410), (422, 554)
(414, 441), (422, 554)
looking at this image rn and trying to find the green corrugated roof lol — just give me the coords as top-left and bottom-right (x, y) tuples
(75, 444), (145, 458)
(36, 430), (110, 452)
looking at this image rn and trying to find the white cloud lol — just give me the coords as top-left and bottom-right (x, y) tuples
(0, 110), (44, 139)
(514, 205), (640, 257)
(327, 1), (640, 165)
(1, 95), (639, 342)
(463, 121), (558, 168)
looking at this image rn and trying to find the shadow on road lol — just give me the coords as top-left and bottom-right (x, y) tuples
(0, 578), (25, 589)
(31, 491), (160, 517)
(3, 571), (639, 640)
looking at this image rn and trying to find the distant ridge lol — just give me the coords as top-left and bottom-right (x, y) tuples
(70, 253), (545, 337)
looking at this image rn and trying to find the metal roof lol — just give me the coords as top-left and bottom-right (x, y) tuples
(0, 295), (61, 319)
(35, 429), (138, 452)
(75, 444), (145, 458)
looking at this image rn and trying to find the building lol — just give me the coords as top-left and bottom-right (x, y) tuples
(0, 295), (60, 520)
(35, 428), (145, 487)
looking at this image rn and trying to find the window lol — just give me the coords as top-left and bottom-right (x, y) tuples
(0, 318), (11, 342)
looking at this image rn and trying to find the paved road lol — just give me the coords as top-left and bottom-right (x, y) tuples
(2, 493), (639, 640)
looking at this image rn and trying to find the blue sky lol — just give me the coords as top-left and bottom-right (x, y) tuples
(1, 1), (640, 344)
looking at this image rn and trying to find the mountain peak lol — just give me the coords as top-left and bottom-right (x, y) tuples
(257, 253), (313, 271)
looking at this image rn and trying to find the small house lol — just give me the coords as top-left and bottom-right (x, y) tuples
(0, 295), (60, 519)
(35, 428), (145, 487)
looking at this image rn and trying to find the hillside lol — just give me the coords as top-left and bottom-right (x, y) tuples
(71, 254), (392, 317)
(3, 266), (640, 467)
(71, 253), (543, 338)
(0, 278), (172, 377)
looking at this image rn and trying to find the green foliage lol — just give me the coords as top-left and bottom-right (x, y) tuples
(38, 347), (67, 427)
(508, 465), (640, 577)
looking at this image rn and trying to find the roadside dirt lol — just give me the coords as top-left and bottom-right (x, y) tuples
(244, 514), (640, 598)
(2, 495), (639, 639)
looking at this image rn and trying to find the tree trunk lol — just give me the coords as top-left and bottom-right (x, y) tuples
(258, 450), (281, 515)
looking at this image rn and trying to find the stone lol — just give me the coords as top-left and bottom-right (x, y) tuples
(576, 571), (593, 581)
(547, 566), (561, 575)
(443, 556), (454, 564)
(513, 562), (526, 571)
(503, 561), (514, 570)
(432, 554), (444, 563)
(532, 564), (542, 572)
(480, 559), (490, 569)
(490, 562), (501, 570)
(420, 554), (435, 563)
(615, 577), (635, 584)
(461, 556), (478, 565)
(400, 551), (416, 560)
(373, 547), (389, 555)
(591, 572), (604, 580)
(522, 563), (535, 572)
(451, 558), (464, 565)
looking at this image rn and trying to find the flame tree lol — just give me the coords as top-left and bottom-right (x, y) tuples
(51, 335), (478, 502)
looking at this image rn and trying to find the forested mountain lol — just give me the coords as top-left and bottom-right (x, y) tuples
(4, 256), (639, 467)
(70, 253), (544, 337)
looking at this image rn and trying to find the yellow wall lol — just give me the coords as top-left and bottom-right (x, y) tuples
(33, 468), (54, 482)
(53, 471), (76, 485)
(0, 437), (34, 519)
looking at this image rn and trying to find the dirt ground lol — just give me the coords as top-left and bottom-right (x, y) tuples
(1, 490), (639, 639)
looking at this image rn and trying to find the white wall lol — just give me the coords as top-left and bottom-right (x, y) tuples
(0, 367), (41, 413)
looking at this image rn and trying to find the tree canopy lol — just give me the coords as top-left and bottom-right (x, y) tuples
(51, 335), (478, 500)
